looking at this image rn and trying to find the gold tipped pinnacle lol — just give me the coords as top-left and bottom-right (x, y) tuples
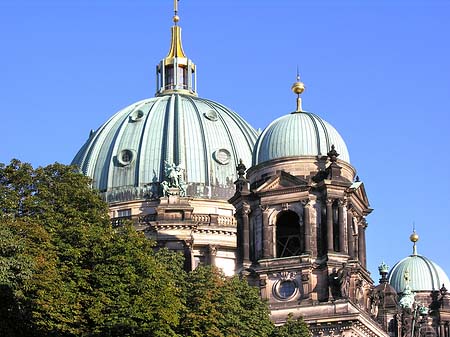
(291, 70), (305, 112)
(166, 0), (186, 59)
(410, 227), (419, 255)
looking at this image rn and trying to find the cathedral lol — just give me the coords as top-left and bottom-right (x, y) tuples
(72, 4), (450, 337)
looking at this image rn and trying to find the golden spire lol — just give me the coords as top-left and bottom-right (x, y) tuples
(291, 68), (305, 112)
(410, 225), (419, 255)
(166, 0), (186, 59)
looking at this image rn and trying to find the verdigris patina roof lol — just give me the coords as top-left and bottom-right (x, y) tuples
(388, 254), (450, 293)
(252, 111), (350, 166)
(72, 94), (257, 202)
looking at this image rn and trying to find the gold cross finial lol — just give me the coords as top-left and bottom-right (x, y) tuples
(173, 0), (180, 24)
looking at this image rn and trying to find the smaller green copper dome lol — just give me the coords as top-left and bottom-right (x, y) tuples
(388, 254), (450, 293)
(252, 112), (350, 166)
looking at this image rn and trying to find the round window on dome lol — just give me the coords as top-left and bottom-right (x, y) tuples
(213, 149), (231, 165)
(273, 279), (298, 300)
(204, 110), (218, 121)
(117, 149), (135, 166)
(129, 109), (145, 122)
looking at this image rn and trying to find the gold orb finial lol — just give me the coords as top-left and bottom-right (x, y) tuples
(410, 227), (419, 255)
(291, 71), (305, 112)
(291, 80), (305, 95)
(173, 15), (180, 23)
(410, 231), (419, 243)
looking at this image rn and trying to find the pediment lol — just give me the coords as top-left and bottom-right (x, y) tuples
(348, 181), (370, 207)
(255, 171), (308, 193)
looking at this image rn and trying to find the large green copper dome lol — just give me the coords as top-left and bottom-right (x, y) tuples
(72, 13), (258, 203)
(388, 254), (450, 293)
(72, 94), (257, 202)
(252, 111), (350, 166)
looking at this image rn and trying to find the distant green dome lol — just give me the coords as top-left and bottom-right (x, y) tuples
(72, 94), (257, 202)
(388, 254), (450, 293)
(252, 112), (350, 166)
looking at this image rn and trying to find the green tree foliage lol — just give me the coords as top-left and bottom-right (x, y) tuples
(0, 160), (182, 336)
(0, 160), (309, 337)
(179, 266), (273, 337)
(271, 313), (310, 337)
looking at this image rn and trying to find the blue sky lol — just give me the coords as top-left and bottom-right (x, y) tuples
(1, 0), (450, 280)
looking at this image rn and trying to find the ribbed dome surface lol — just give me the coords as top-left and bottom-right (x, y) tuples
(252, 112), (350, 166)
(388, 254), (450, 293)
(72, 94), (257, 202)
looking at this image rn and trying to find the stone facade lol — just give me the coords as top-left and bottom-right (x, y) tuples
(229, 147), (387, 337)
(109, 190), (237, 276)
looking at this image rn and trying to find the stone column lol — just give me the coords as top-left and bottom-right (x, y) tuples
(326, 198), (334, 252)
(439, 324), (445, 337)
(261, 205), (271, 259)
(347, 206), (354, 259)
(303, 200), (312, 254)
(360, 219), (367, 268)
(358, 222), (365, 266)
(338, 199), (347, 254)
(208, 244), (217, 267)
(184, 240), (194, 271)
(310, 198), (318, 257)
(353, 211), (360, 261)
(242, 202), (251, 264)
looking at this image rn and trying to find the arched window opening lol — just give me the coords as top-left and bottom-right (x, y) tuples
(333, 201), (340, 252)
(276, 210), (301, 258)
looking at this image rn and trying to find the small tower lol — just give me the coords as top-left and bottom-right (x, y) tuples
(231, 78), (384, 337)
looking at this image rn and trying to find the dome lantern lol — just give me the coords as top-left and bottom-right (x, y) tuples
(156, 0), (197, 96)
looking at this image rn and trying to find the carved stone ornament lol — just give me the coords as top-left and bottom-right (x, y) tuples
(301, 198), (310, 207)
(259, 204), (269, 212)
(279, 271), (297, 281)
(242, 202), (251, 215)
(361, 218), (368, 228)
(184, 239), (193, 249)
(236, 159), (247, 179)
(208, 244), (217, 256)
(327, 144), (339, 162)
(338, 198), (347, 207)
(326, 198), (334, 205)
(281, 203), (289, 211)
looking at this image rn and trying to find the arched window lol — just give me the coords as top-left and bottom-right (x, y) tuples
(276, 210), (302, 258)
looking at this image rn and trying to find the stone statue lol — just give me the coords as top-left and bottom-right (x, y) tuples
(355, 279), (364, 307)
(328, 268), (340, 300)
(162, 161), (187, 196)
(164, 161), (179, 187)
(161, 180), (170, 197)
(401, 309), (413, 337)
(400, 270), (415, 309)
(338, 263), (351, 298)
(370, 291), (380, 318)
